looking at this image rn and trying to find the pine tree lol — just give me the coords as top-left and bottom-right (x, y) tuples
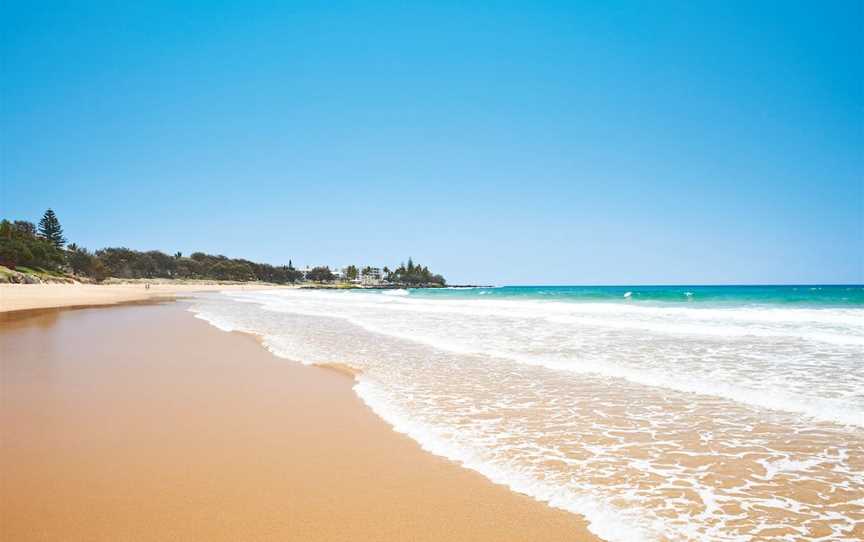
(38, 209), (66, 248)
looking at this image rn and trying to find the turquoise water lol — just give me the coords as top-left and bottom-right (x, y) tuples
(404, 284), (864, 306)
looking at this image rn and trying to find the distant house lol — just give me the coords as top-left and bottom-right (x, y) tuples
(301, 265), (386, 285)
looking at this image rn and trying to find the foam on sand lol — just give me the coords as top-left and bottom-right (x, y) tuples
(189, 290), (864, 541)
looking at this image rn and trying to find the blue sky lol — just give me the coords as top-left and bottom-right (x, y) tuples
(2, 1), (861, 284)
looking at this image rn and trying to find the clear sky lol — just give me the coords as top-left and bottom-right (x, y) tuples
(2, 1), (862, 284)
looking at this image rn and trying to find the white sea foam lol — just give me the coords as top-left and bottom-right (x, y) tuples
(381, 288), (409, 296)
(212, 289), (864, 427)
(187, 290), (864, 541)
(353, 376), (654, 542)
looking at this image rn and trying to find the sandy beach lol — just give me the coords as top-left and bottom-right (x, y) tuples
(0, 299), (599, 541)
(0, 283), (288, 313)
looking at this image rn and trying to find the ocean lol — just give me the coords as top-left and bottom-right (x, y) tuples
(189, 285), (864, 541)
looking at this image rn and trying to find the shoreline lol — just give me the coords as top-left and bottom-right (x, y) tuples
(0, 282), (292, 313)
(0, 283), (484, 314)
(0, 299), (601, 541)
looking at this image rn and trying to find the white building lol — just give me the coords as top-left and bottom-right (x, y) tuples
(301, 265), (387, 285)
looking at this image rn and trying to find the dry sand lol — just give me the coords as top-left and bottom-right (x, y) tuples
(0, 301), (600, 541)
(0, 282), (287, 313)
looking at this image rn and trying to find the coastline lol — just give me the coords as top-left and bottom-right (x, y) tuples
(0, 282), (292, 313)
(0, 282), (471, 314)
(188, 287), (864, 540)
(0, 300), (601, 541)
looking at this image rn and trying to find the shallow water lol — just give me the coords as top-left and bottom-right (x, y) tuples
(190, 287), (864, 541)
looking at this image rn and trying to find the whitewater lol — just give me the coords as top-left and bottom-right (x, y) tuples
(189, 286), (864, 541)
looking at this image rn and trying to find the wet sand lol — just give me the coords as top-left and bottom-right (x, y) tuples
(0, 301), (600, 541)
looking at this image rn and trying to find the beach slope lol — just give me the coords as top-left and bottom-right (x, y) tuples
(0, 302), (599, 541)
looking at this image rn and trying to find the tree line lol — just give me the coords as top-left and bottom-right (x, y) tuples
(386, 258), (445, 286)
(1, 210), (301, 283)
(87, 248), (305, 283)
(0, 211), (67, 272)
(1, 210), (446, 286)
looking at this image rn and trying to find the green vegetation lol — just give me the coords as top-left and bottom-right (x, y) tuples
(304, 266), (335, 283)
(89, 248), (304, 283)
(0, 218), (66, 271)
(38, 209), (66, 248)
(1, 210), (447, 287)
(386, 258), (446, 286)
